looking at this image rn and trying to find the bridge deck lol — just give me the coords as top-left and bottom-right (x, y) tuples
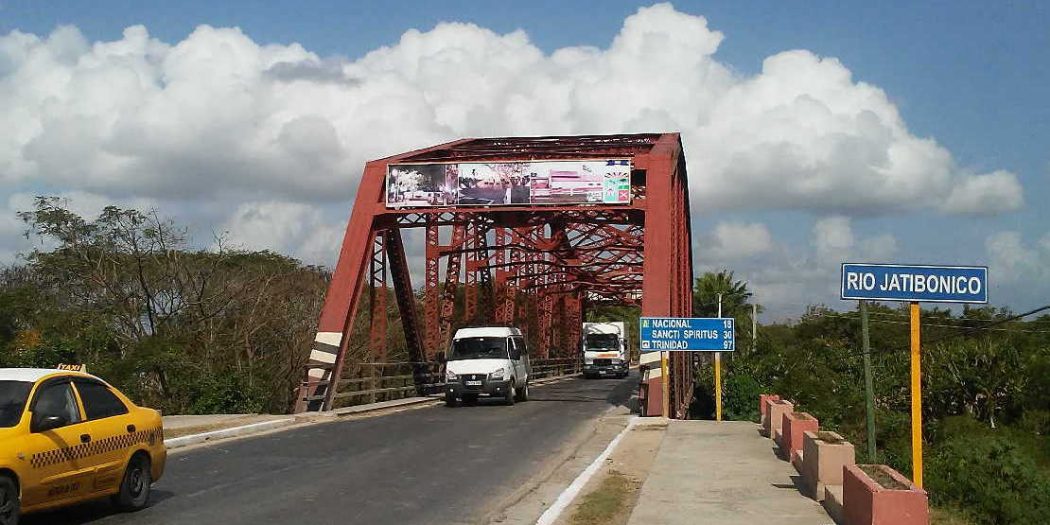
(628, 420), (834, 525)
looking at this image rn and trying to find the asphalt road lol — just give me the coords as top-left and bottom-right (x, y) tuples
(27, 372), (638, 525)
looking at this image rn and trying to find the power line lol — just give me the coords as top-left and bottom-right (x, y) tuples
(861, 310), (1032, 324)
(809, 310), (1050, 334)
(812, 304), (1050, 361)
(741, 304), (1050, 373)
(814, 312), (1050, 334)
(925, 304), (1050, 345)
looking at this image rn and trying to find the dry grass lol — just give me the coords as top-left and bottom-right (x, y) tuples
(859, 465), (910, 491)
(816, 430), (846, 444)
(570, 470), (637, 525)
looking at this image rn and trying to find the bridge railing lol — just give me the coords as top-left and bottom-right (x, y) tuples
(295, 357), (582, 411)
(334, 362), (443, 405)
(528, 357), (580, 379)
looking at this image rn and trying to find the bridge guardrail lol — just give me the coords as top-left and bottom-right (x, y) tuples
(295, 357), (582, 411)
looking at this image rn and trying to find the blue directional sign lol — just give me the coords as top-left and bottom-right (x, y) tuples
(639, 317), (735, 352)
(841, 263), (988, 304)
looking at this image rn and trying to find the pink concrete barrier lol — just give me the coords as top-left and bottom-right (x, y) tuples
(759, 393), (780, 428)
(781, 411), (819, 464)
(801, 430), (855, 500)
(843, 464), (928, 525)
(764, 399), (793, 439)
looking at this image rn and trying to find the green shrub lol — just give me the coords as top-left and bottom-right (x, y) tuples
(690, 365), (715, 420)
(187, 373), (266, 415)
(723, 373), (763, 422)
(926, 424), (1050, 525)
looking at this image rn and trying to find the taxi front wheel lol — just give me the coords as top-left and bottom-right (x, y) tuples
(0, 475), (19, 525)
(113, 454), (152, 512)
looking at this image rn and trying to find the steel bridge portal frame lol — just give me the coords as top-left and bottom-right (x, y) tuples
(296, 133), (694, 418)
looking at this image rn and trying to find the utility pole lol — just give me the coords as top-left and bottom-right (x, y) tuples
(752, 302), (757, 354)
(861, 300), (876, 462)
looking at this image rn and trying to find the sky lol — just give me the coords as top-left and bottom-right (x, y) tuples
(1, 1), (1048, 319)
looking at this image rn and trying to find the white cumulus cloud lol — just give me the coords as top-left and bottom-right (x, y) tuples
(718, 216), (899, 318)
(0, 3), (1025, 282)
(985, 231), (1050, 284)
(705, 222), (773, 261)
(220, 201), (344, 263)
(0, 4), (1023, 213)
(811, 215), (897, 263)
(940, 170), (1024, 215)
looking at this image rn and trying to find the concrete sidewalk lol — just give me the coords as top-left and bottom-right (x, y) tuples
(163, 413), (288, 432)
(627, 420), (835, 525)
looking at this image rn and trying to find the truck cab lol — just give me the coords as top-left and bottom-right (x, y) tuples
(442, 326), (531, 406)
(582, 322), (629, 378)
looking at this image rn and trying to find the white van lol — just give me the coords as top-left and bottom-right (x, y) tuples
(441, 326), (531, 406)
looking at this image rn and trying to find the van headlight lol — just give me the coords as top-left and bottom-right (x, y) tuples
(446, 370), (458, 381)
(489, 368), (505, 380)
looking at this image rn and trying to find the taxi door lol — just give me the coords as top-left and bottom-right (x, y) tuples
(71, 378), (136, 494)
(18, 378), (95, 509)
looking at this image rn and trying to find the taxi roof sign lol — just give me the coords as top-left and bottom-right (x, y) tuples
(56, 363), (87, 372)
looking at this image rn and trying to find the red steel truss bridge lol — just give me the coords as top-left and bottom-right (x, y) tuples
(295, 133), (695, 418)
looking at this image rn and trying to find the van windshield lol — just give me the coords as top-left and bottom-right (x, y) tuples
(585, 334), (619, 350)
(450, 337), (508, 360)
(0, 380), (32, 428)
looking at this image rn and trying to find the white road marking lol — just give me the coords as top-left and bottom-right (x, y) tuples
(535, 415), (639, 525)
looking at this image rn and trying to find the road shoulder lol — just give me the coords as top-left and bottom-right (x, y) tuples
(487, 406), (642, 525)
(556, 418), (667, 525)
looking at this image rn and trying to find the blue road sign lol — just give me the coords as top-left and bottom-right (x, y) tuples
(639, 317), (735, 352)
(841, 263), (988, 303)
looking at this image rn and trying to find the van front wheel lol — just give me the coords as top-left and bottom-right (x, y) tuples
(504, 382), (516, 406)
(515, 380), (529, 402)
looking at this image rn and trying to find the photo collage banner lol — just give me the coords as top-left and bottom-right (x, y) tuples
(385, 159), (632, 208)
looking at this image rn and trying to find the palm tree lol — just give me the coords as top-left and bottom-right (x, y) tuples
(693, 270), (752, 318)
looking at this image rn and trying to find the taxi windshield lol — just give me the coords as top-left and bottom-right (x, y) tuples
(0, 380), (32, 427)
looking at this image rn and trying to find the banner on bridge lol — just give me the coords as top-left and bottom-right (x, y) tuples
(639, 317), (735, 352)
(385, 159), (632, 208)
(840, 263), (988, 304)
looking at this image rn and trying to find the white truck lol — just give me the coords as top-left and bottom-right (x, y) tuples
(581, 321), (629, 379)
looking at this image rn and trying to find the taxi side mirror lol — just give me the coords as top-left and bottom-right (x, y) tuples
(32, 414), (68, 433)
(436, 352), (447, 364)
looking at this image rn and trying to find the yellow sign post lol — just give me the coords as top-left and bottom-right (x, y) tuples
(661, 351), (670, 418)
(715, 352), (722, 421)
(715, 296), (723, 422)
(909, 302), (923, 488)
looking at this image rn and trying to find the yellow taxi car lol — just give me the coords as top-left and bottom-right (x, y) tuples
(0, 368), (166, 524)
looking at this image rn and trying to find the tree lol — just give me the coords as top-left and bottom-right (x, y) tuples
(4, 197), (329, 413)
(693, 269), (752, 317)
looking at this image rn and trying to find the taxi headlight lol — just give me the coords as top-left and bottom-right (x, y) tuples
(489, 368), (505, 380)
(446, 370), (458, 381)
